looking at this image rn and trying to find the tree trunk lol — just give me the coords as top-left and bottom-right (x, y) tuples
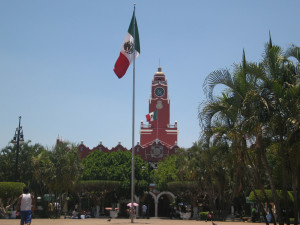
(279, 133), (291, 225)
(241, 156), (269, 225)
(289, 134), (300, 225)
(292, 177), (299, 225)
(282, 155), (290, 225)
(257, 132), (284, 225)
(242, 138), (273, 225)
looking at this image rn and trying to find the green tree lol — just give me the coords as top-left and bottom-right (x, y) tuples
(199, 47), (278, 224)
(33, 141), (82, 215)
(76, 180), (121, 210)
(0, 141), (45, 191)
(152, 154), (181, 190)
(199, 50), (268, 215)
(153, 149), (206, 209)
(184, 141), (246, 217)
(82, 150), (148, 199)
(258, 41), (300, 225)
(199, 39), (300, 225)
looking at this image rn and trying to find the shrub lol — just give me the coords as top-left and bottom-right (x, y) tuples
(0, 182), (25, 217)
(199, 211), (209, 220)
(248, 189), (293, 203)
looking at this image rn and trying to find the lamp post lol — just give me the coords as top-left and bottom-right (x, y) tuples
(11, 116), (24, 182)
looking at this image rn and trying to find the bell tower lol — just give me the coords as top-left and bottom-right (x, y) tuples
(140, 67), (178, 148)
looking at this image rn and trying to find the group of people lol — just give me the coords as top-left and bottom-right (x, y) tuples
(48, 201), (60, 218)
(71, 209), (92, 219)
(126, 204), (148, 219)
(14, 188), (150, 225)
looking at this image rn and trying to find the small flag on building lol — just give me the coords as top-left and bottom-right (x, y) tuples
(113, 12), (140, 79)
(146, 111), (158, 122)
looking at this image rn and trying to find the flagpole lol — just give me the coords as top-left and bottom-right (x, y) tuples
(131, 3), (136, 223)
(156, 111), (158, 140)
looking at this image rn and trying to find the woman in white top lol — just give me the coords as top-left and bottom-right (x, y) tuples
(16, 187), (35, 225)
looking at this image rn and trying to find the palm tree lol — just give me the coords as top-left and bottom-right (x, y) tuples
(33, 141), (83, 216)
(200, 38), (300, 225)
(255, 39), (300, 225)
(199, 48), (284, 224)
(283, 44), (300, 225)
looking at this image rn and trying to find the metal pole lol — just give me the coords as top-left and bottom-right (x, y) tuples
(156, 111), (158, 139)
(131, 3), (136, 223)
(147, 164), (150, 219)
(15, 116), (21, 182)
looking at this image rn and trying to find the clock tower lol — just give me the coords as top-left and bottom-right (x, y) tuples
(140, 67), (178, 148)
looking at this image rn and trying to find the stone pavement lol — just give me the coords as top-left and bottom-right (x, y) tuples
(0, 218), (264, 225)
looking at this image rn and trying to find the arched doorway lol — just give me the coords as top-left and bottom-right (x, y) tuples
(148, 195), (155, 217)
(158, 194), (171, 217)
(141, 193), (155, 217)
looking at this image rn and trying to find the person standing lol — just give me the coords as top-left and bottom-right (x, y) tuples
(16, 187), (35, 225)
(71, 209), (78, 219)
(142, 204), (147, 218)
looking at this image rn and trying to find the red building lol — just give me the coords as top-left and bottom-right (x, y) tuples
(140, 66), (178, 148)
(78, 140), (178, 163)
(78, 67), (179, 162)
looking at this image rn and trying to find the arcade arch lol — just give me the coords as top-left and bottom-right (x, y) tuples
(141, 191), (175, 217)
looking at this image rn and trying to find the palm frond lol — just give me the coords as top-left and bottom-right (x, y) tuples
(285, 44), (300, 62)
(203, 69), (234, 101)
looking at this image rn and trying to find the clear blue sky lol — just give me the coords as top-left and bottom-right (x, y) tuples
(0, 0), (299, 150)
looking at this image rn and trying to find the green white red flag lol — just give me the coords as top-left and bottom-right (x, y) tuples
(146, 111), (158, 122)
(113, 12), (140, 79)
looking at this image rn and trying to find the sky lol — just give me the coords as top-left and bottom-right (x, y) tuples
(0, 0), (299, 151)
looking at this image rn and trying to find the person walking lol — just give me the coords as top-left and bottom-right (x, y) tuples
(16, 187), (35, 225)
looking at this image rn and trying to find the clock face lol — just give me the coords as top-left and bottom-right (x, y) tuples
(154, 87), (165, 97)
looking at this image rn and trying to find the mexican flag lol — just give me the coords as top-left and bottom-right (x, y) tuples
(113, 12), (140, 79)
(146, 111), (158, 122)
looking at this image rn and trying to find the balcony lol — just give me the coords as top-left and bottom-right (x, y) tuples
(141, 124), (152, 129)
(167, 124), (177, 129)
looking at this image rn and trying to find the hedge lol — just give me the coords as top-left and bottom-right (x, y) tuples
(248, 189), (293, 203)
(0, 182), (25, 216)
(199, 211), (209, 220)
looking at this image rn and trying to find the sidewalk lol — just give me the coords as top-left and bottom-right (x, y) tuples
(0, 218), (263, 225)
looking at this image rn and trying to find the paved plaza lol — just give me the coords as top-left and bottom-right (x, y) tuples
(0, 218), (263, 225)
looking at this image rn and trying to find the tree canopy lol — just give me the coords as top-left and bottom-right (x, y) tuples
(81, 150), (149, 198)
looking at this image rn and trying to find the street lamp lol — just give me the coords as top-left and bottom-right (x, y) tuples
(11, 116), (24, 181)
